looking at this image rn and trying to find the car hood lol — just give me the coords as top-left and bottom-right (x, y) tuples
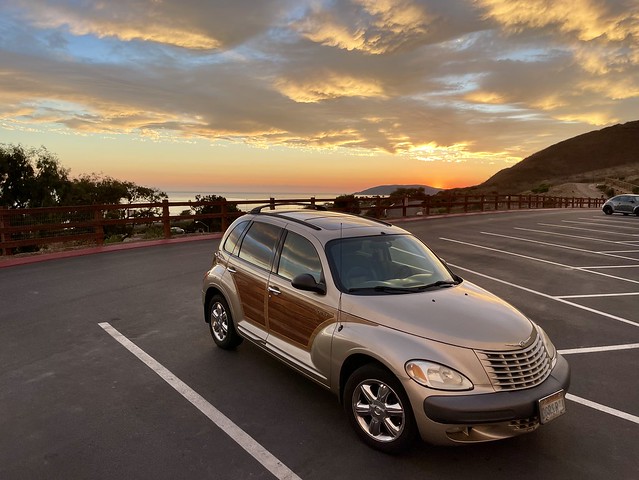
(340, 281), (534, 351)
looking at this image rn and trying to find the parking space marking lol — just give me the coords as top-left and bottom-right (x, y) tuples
(559, 343), (639, 355)
(578, 265), (639, 269)
(564, 220), (639, 231)
(537, 223), (639, 237)
(481, 231), (639, 262)
(98, 322), (302, 480)
(565, 394), (639, 425)
(447, 263), (639, 328)
(441, 238), (639, 286)
(556, 292), (639, 299)
(514, 227), (637, 246)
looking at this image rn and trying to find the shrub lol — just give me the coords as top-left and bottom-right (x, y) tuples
(532, 183), (550, 194)
(332, 194), (361, 214)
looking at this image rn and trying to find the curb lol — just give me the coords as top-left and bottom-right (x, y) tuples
(0, 233), (222, 269)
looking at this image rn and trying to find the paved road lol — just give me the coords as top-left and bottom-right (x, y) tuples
(1, 209), (638, 479)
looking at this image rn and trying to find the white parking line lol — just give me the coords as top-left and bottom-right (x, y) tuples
(564, 220), (639, 231)
(566, 394), (639, 425)
(557, 292), (639, 299)
(559, 343), (639, 355)
(481, 231), (639, 262)
(578, 265), (639, 269)
(447, 263), (639, 328)
(441, 237), (639, 286)
(514, 227), (637, 246)
(98, 322), (302, 480)
(538, 223), (639, 237)
(599, 249), (639, 253)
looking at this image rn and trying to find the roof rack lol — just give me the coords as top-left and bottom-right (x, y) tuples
(249, 202), (328, 214)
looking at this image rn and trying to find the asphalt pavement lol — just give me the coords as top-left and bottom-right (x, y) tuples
(1, 209), (637, 479)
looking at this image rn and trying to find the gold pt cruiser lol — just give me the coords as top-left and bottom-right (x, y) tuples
(202, 206), (569, 453)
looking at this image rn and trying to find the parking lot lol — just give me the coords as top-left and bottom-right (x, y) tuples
(1, 209), (637, 479)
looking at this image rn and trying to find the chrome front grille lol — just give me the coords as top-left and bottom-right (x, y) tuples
(476, 331), (552, 391)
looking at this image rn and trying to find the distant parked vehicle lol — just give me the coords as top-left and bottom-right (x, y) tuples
(602, 194), (639, 216)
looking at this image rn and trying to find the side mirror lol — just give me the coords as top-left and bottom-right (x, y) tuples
(291, 273), (326, 295)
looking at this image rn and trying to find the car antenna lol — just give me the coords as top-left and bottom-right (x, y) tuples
(340, 222), (343, 292)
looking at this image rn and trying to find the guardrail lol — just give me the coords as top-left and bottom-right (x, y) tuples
(0, 194), (605, 255)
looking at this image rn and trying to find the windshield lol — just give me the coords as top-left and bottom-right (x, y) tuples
(326, 234), (458, 294)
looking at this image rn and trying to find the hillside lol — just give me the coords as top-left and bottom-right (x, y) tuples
(467, 120), (639, 194)
(356, 184), (441, 196)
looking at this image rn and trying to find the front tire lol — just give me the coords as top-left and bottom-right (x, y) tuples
(603, 205), (613, 215)
(344, 364), (417, 453)
(207, 295), (243, 349)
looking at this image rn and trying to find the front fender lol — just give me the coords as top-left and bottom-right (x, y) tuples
(331, 312), (491, 395)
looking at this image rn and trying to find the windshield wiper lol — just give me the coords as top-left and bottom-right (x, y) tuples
(347, 285), (415, 294)
(415, 280), (459, 290)
(347, 280), (458, 294)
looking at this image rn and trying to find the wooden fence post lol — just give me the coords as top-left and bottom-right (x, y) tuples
(0, 207), (11, 256)
(221, 200), (228, 232)
(94, 207), (104, 246)
(162, 200), (170, 238)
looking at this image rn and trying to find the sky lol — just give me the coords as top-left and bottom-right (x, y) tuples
(0, 0), (638, 194)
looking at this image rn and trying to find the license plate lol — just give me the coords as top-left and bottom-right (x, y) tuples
(538, 390), (566, 424)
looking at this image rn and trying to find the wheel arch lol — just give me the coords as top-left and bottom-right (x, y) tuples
(203, 287), (225, 323)
(338, 354), (393, 404)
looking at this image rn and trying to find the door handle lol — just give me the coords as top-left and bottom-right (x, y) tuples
(227, 266), (237, 274)
(268, 286), (281, 295)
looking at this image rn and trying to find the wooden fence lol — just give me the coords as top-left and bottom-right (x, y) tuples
(0, 194), (605, 255)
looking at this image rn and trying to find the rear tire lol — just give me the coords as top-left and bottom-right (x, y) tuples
(207, 295), (243, 349)
(344, 364), (417, 453)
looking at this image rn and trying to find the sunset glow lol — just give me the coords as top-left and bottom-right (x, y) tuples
(1, 0), (637, 193)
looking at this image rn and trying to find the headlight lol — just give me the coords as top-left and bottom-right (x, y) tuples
(537, 325), (557, 363)
(405, 360), (473, 391)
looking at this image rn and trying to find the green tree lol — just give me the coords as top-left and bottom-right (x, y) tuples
(67, 174), (167, 206)
(332, 194), (361, 214)
(189, 194), (241, 232)
(1, 145), (70, 208)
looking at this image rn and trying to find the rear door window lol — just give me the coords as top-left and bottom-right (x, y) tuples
(223, 220), (250, 255)
(238, 221), (282, 271)
(276, 231), (323, 283)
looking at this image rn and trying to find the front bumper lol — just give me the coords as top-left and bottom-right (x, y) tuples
(414, 354), (569, 444)
(424, 354), (570, 424)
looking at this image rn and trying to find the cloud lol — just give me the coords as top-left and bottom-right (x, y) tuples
(7, 0), (293, 50)
(0, 0), (637, 175)
(296, 0), (432, 54)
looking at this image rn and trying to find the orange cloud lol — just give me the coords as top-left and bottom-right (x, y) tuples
(275, 73), (386, 102)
